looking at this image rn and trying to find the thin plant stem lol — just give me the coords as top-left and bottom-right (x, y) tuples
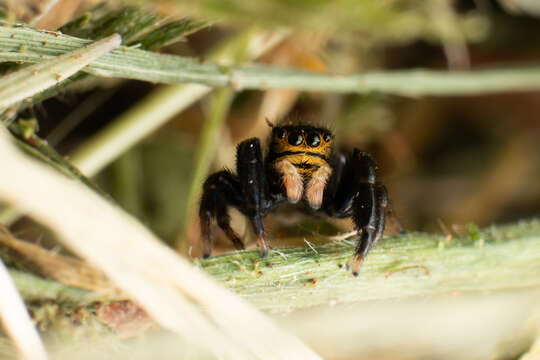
(0, 258), (47, 360)
(0, 33), (121, 110)
(182, 88), (234, 235)
(4, 26), (540, 97)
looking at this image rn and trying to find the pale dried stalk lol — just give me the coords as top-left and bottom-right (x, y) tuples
(0, 127), (320, 359)
(0, 258), (47, 360)
(282, 288), (540, 359)
(0, 225), (115, 293)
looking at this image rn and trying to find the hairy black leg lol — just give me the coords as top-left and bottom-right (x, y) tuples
(216, 209), (245, 251)
(349, 150), (388, 276)
(236, 138), (269, 257)
(199, 171), (244, 257)
(321, 153), (348, 214)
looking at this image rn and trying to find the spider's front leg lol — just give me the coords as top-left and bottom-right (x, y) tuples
(349, 149), (388, 276)
(323, 150), (388, 276)
(236, 138), (270, 257)
(199, 138), (270, 257)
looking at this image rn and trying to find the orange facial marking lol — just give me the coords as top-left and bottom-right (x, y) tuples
(271, 126), (333, 160)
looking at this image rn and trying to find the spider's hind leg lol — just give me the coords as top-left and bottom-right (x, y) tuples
(349, 150), (388, 276)
(199, 171), (245, 257)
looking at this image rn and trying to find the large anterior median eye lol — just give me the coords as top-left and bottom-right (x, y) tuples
(306, 132), (321, 147)
(288, 131), (303, 146)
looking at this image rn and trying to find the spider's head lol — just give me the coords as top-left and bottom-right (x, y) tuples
(267, 124), (335, 182)
(269, 125), (334, 158)
(266, 124), (335, 207)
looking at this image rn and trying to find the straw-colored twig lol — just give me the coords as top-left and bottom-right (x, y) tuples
(0, 258), (48, 360)
(0, 126), (320, 358)
(0, 225), (116, 293)
(520, 331), (540, 360)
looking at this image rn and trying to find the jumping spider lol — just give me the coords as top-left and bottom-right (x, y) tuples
(199, 121), (392, 276)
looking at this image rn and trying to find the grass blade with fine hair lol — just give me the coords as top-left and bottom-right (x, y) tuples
(4, 25), (540, 96)
(198, 220), (540, 312)
(0, 33), (121, 110)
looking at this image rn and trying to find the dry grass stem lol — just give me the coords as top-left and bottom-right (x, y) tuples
(0, 225), (116, 293)
(0, 258), (47, 360)
(0, 127), (320, 359)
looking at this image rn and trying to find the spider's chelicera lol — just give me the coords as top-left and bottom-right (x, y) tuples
(199, 122), (391, 276)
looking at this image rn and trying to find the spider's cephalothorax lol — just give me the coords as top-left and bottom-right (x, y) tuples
(199, 123), (392, 276)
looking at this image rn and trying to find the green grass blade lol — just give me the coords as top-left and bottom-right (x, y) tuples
(0, 33), (121, 110)
(4, 26), (540, 96)
(199, 219), (540, 311)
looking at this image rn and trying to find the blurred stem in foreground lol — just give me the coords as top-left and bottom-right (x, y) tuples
(0, 257), (47, 360)
(180, 33), (254, 250)
(108, 147), (144, 218)
(180, 88), (234, 252)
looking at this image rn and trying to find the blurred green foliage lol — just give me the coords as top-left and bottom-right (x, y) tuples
(100, 133), (196, 245)
(134, 0), (488, 45)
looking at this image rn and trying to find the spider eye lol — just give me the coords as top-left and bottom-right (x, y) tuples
(323, 133), (332, 142)
(288, 131), (303, 146)
(275, 128), (286, 139)
(306, 132), (321, 147)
